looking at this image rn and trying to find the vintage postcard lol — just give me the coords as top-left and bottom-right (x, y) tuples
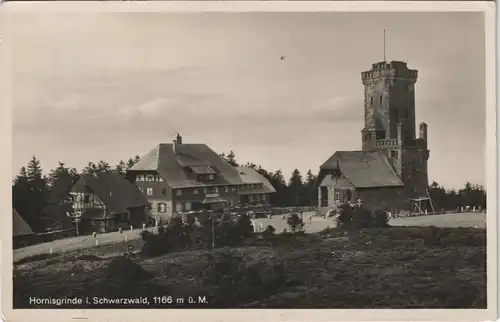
(1, 1), (496, 321)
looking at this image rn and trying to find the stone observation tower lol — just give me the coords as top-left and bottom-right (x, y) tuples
(360, 61), (430, 198)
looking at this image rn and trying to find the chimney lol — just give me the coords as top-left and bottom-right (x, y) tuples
(173, 133), (182, 154)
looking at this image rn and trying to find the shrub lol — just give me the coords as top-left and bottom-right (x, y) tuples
(201, 250), (288, 306)
(286, 213), (305, 233)
(233, 214), (254, 240)
(88, 257), (167, 302)
(372, 209), (390, 228)
(336, 203), (389, 230)
(103, 256), (152, 282)
(263, 225), (276, 238)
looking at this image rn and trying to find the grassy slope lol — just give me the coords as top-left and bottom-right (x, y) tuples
(13, 226), (486, 309)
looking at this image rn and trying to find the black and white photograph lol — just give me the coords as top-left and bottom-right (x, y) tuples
(2, 1), (496, 321)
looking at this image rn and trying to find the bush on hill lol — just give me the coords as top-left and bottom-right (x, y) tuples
(336, 203), (389, 229)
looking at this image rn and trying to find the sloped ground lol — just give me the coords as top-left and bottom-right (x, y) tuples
(13, 226), (486, 309)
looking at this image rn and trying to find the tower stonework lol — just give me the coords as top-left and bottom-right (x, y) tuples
(360, 61), (430, 198)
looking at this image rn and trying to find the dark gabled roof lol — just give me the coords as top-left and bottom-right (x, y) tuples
(71, 172), (149, 215)
(236, 166), (276, 195)
(129, 143), (244, 188)
(318, 150), (403, 188)
(13, 209), (34, 237)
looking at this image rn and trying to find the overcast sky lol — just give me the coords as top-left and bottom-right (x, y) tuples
(9, 11), (485, 189)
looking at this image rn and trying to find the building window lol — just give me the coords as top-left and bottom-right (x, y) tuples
(175, 203), (183, 213)
(208, 174), (214, 180)
(147, 188), (153, 196)
(249, 195), (254, 202)
(224, 186), (229, 192)
(147, 204), (152, 211)
(136, 175), (144, 182)
(146, 175), (154, 182)
(193, 188), (199, 195)
(156, 175), (163, 182)
(380, 96), (383, 104)
(158, 203), (167, 213)
(335, 192), (340, 201)
(239, 185), (244, 190)
(176, 189), (182, 196)
(370, 97), (374, 105)
(255, 195), (261, 201)
(214, 186), (218, 193)
(232, 187), (237, 192)
(161, 188), (167, 196)
(185, 202), (192, 212)
(138, 187), (144, 193)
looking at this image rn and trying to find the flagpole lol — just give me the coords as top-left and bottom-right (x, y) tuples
(383, 29), (386, 62)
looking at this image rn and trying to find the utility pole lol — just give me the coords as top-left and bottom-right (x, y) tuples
(211, 215), (215, 250)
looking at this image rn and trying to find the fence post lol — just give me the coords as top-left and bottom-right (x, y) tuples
(125, 235), (128, 243)
(96, 239), (99, 247)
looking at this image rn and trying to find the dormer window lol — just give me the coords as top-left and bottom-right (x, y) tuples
(146, 175), (154, 182)
(136, 175), (145, 182)
(198, 174), (215, 181)
(176, 189), (182, 196)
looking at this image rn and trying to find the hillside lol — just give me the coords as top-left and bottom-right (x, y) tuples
(14, 226), (486, 309)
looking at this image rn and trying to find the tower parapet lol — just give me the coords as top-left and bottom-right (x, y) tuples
(361, 61), (418, 85)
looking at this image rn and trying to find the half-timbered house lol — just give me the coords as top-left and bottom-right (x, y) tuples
(70, 172), (149, 233)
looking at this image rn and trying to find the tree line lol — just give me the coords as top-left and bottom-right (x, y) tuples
(219, 151), (318, 207)
(12, 155), (141, 233)
(428, 181), (486, 211)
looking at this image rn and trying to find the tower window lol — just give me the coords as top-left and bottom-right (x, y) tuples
(380, 96), (383, 104)
(370, 97), (374, 105)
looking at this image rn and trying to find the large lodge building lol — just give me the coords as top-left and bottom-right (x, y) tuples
(127, 134), (275, 224)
